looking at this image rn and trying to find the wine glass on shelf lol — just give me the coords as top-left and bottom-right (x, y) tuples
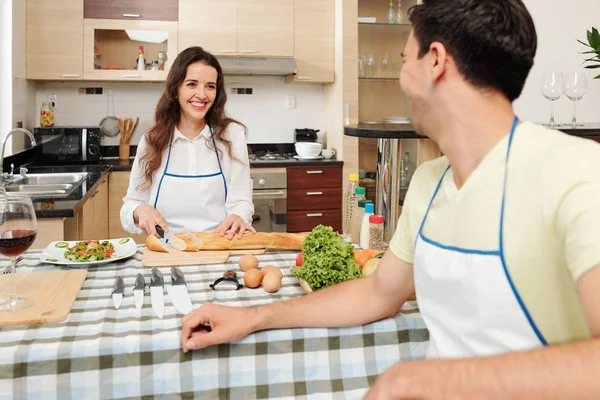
(0, 195), (38, 312)
(541, 71), (564, 127)
(564, 71), (588, 127)
(366, 53), (376, 78)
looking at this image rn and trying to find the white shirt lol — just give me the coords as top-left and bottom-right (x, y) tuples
(120, 123), (254, 234)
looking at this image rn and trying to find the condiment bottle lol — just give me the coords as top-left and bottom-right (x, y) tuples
(360, 203), (375, 249)
(40, 101), (54, 127)
(368, 214), (385, 250)
(137, 46), (146, 71)
(351, 187), (366, 243)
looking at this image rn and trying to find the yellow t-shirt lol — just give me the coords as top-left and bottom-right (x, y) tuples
(390, 121), (600, 345)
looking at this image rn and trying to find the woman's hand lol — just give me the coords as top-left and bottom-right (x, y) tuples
(133, 205), (169, 238)
(216, 214), (256, 239)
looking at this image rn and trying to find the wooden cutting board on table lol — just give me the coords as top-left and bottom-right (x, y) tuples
(0, 270), (87, 327)
(141, 246), (266, 267)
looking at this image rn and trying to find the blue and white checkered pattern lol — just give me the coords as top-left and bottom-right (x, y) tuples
(0, 248), (429, 399)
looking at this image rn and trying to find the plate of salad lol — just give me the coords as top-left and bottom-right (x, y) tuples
(40, 238), (137, 267)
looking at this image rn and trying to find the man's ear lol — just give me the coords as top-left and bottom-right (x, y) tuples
(429, 42), (450, 83)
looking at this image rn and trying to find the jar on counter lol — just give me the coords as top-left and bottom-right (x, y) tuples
(157, 51), (166, 71)
(40, 101), (54, 127)
(368, 214), (385, 250)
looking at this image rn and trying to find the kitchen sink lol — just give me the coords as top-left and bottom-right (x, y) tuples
(4, 172), (89, 198)
(19, 172), (89, 186)
(6, 183), (75, 197)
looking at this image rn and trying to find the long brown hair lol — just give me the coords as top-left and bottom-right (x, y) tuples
(139, 46), (246, 191)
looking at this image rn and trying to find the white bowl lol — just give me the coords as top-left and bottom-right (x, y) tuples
(295, 142), (322, 158)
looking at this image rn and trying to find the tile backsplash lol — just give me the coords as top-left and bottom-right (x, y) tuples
(35, 75), (325, 145)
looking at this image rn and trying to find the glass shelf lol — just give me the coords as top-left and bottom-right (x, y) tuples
(358, 22), (412, 27)
(359, 77), (399, 81)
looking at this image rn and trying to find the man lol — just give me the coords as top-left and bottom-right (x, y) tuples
(181, 0), (600, 397)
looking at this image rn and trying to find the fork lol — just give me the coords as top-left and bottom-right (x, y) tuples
(0, 256), (24, 275)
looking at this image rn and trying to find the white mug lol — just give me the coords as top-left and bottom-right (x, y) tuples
(322, 149), (335, 159)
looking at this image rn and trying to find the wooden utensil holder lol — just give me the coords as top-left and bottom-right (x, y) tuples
(119, 142), (130, 160)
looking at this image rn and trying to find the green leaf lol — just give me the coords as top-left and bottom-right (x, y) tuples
(592, 27), (600, 50)
(584, 65), (600, 69)
(595, 74), (600, 79)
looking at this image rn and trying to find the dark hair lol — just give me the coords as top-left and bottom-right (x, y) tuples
(140, 46), (246, 191)
(408, 0), (537, 101)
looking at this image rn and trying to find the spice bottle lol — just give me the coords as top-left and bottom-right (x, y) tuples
(368, 215), (385, 250)
(351, 187), (366, 243)
(360, 203), (375, 249)
(40, 101), (54, 127)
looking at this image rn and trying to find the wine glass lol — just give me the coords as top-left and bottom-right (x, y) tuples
(564, 71), (588, 127)
(541, 71), (564, 127)
(0, 195), (38, 312)
(366, 53), (376, 78)
(381, 54), (390, 77)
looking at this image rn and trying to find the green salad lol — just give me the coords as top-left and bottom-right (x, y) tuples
(63, 240), (116, 262)
(291, 225), (361, 290)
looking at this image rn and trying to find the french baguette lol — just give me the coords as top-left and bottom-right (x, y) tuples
(169, 234), (199, 252)
(171, 232), (309, 251)
(145, 235), (169, 253)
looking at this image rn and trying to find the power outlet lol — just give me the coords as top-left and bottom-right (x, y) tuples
(285, 94), (296, 109)
(48, 94), (58, 109)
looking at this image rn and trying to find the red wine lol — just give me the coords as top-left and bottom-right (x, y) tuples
(0, 230), (37, 257)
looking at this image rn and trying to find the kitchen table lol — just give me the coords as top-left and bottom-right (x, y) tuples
(0, 248), (429, 399)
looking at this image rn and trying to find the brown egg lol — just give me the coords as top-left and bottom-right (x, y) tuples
(243, 268), (263, 288)
(239, 254), (259, 271)
(262, 272), (282, 293)
(261, 265), (282, 279)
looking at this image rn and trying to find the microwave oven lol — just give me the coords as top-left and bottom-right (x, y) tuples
(33, 127), (102, 163)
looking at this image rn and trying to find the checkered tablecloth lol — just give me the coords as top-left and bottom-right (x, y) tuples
(0, 247), (429, 400)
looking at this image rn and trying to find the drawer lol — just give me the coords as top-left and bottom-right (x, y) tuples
(84, 0), (178, 21)
(287, 166), (342, 189)
(287, 187), (342, 211)
(287, 209), (342, 233)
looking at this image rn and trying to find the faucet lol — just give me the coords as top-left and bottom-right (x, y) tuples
(0, 129), (37, 179)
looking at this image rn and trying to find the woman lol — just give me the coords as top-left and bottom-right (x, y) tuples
(120, 47), (255, 240)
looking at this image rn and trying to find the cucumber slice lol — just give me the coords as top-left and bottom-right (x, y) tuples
(118, 238), (130, 244)
(46, 258), (58, 262)
(55, 242), (68, 248)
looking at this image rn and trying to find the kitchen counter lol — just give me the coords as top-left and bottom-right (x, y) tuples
(250, 158), (343, 168)
(344, 122), (600, 138)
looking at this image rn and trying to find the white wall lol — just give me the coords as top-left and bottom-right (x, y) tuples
(515, 0), (600, 123)
(35, 76), (325, 145)
(0, 0), (12, 147)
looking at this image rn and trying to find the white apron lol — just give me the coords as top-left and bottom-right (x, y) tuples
(413, 116), (547, 359)
(152, 127), (228, 236)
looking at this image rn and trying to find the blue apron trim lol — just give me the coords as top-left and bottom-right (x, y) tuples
(165, 172), (221, 178)
(417, 116), (547, 346)
(419, 232), (499, 256)
(210, 131), (228, 199)
(152, 134), (174, 209)
(499, 117), (548, 345)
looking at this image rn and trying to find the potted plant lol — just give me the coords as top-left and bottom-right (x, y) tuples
(578, 27), (600, 79)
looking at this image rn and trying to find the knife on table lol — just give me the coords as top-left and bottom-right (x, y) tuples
(112, 277), (125, 309)
(133, 273), (145, 310)
(167, 267), (193, 315)
(150, 268), (165, 319)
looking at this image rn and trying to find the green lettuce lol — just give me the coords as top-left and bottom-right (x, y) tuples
(291, 225), (361, 290)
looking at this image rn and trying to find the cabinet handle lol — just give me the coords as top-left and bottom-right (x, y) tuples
(218, 50), (236, 53)
(306, 213), (323, 217)
(123, 13), (140, 18)
(306, 191), (323, 196)
(296, 76), (313, 80)
(306, 170), (323, 174)
(239, 50), (257, 53)
(123, 74), (141, 78)
(91, 190), (99, 198)
(62, 74), (80, 78)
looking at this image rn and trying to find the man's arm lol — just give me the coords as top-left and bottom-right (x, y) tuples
(367, 265), (600, 400)
(181, 250), (415, 351)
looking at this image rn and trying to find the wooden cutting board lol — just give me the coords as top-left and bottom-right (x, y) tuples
(0, 270), (87, 327)
(141, 246), (266, 267)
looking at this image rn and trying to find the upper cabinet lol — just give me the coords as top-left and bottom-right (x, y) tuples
(287, 0), (335, 83)
(179, 0), (294, 58)
(84, 0), (178, 21)
(27, 0), (84, 80)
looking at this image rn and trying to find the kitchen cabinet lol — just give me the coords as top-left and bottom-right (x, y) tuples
(179, 0), (294, 57)
(26, 0), (84, 80)
(108, 171), (146, 243)
(286, 0), (335, 83)
(84, 0), (178, 21)
(83, 19), (178, 81)
(287, 166), (342, 233)
(80, 176), (109, 240)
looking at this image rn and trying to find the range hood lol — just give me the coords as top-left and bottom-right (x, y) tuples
(218, 56), (297, 76)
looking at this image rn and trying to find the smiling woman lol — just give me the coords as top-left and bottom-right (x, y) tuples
(120, 47), (255, 240)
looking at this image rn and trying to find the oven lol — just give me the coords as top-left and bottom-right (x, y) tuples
(251, 168), (287, 232)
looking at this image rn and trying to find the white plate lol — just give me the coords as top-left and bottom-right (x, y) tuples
(294, 155), (323, 160)
(40, 238), (137, 267)
(383, 120), (411, 124)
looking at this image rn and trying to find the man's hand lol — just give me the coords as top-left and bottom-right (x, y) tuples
(133, 205), (168, 238)
(216, 214), (256, 239)
(364, 360), (437, 400)
(181, 303), (257, 352)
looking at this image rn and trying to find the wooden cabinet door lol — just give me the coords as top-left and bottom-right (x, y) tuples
(289, 0), (334, 83)
(84, 0), (178, 21)
(80, 193), (95, 240)
(108, 172), (146, 243)
(238, 0), (294, 57)
(92, 178), (109, 239)
(179, 0), (238, 55)
(26, 0), (84, 80)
